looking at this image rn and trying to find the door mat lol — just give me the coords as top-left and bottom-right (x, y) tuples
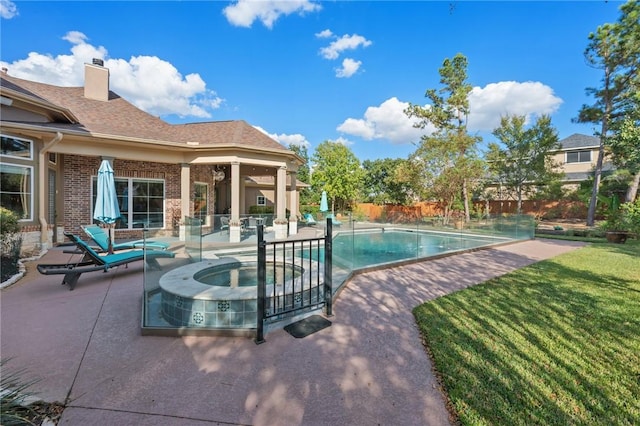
(284, 315), (332, 338)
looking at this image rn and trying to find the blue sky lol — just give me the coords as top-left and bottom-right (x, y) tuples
(0, 1), (624, 161)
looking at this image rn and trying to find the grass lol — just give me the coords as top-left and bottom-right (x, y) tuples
(413, 240), (640, 425)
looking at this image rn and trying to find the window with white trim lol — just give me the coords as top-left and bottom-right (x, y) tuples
(566, 150), (591, 163)
(92, 177), (165, 229)
(1, 134), (33, 160)
(0, 163), (33, 220)
(257, 195), (266, 206)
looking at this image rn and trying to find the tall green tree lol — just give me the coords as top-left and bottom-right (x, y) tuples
(287, 143), (313, 205)
(310, 141), (363, 212)
(405, 53), (483, 221)
(574, 0), (640, 225)
(609, 112), (640, 202)
(487, 115), (562, 213)
(362, 158), (413, 205)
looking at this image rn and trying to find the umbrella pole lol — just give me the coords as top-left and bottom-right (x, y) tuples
(108, 225), (114, 254)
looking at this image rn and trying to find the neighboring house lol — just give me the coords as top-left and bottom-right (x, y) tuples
(485, 133), (615, 201)
(0, 60), (305, 250)
(552, 133), (615, 190)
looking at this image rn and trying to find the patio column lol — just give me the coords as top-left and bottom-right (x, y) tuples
(229, 161), (242, 243)
(38, 132), (63, 249)
(288, 171), (298, 235)
(179, 163), (190, 241)
(274, 165), (288, 239)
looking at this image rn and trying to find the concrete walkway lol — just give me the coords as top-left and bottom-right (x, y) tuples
(0, 239), (585, 425)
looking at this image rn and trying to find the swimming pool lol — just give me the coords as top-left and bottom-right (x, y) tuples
(317, 228), (506, 269)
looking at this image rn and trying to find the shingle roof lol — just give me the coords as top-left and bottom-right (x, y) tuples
(1, 73), (289, 152)
(558, 133), (600, 150)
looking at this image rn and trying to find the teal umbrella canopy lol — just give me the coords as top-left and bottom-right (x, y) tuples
(320, 191), (329, 213)
(94, 160), (121, 225)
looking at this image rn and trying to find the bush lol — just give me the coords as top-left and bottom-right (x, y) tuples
(248, 205), (274, 215)
(1, 207), (23, 283)
(621, 199), (640, 236)
(1, 207), (20, 235)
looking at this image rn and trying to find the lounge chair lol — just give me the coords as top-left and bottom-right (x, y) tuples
(325, 213), (342, 226)
(37, 232), (175, 290)
(83, 224), (169, 252)
(302, 213), (317, 226)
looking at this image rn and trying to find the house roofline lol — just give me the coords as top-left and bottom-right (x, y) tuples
(0, 121), (305, 166)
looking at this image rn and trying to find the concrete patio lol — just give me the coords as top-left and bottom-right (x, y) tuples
(0, 238), (585, 425)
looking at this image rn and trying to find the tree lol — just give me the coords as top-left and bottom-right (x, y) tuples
(361, 158), (413, 205)
(609, 113), (640, 201)
(310, 141), (363, 212)
(287, 143), (313, 205)
(574, 0), (640, 225)
(487, 115), (563, 213)
(405, 53), (484, 221)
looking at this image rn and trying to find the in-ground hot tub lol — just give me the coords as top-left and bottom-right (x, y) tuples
(159, 256), (320, 329)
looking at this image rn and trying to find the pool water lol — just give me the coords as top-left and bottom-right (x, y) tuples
(194, 262), (301, 287)
(312, 230), (499, 269)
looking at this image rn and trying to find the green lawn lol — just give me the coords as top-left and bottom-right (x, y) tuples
(413, 240), (640, 425)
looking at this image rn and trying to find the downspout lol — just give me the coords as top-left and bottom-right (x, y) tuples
(38, 132), (63, 248)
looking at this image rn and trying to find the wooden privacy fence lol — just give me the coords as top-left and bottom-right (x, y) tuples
(354, 200), (590, 222)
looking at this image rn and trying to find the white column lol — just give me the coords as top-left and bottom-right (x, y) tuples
(288, 171), (298, 235)
(179, 163), (190, 241)
(274, 165), (288, 239)
(229, 161), (242, 243)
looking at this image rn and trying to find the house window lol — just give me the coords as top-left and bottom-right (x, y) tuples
(0, 163), (33, 220)
(257, 195), (266, 206)
(566, 150), (591, 163)
(49, 153), (57, 164)
(194, 182), (208, 220)
(92, 177), (165, 229)
(1, 134), (33, 160)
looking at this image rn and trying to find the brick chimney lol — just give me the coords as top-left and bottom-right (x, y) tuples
(84, 59), (109, 101)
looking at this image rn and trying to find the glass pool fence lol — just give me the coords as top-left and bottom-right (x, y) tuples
(142, 213), (535, 334)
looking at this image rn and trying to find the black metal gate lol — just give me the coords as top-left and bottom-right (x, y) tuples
(255, 221), (332, 344)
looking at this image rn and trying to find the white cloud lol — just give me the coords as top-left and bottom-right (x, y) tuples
(335, 58), (361, 78)
(337, 97), (428, 145)
(223, 0), (321, 29)
(337, 82), (563, 145)
(0, 31), (223, 118)
(330, 136), (353, 146)
(0, 0), (17, 19)
(278, 134), (311, 149)
(315, 29), (333, 39)
(319, 33), (372, 60)
(468, 81), (563, 131)
(253, 126), (307, 148)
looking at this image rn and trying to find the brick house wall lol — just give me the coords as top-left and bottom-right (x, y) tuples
(63, 155), (184, 239)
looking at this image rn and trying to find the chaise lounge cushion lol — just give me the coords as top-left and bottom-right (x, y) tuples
(83, 224), (170, 252)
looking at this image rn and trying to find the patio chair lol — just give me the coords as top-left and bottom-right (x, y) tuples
(82, 224), (169, 252)
(220, 216), (230, 234)
(302, 213), (317, 226)
(325, 213), (342, 227)
(245, 217), (258, 234)
(37, 232), (175, 290)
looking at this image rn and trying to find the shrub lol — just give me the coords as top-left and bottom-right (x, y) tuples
(620, 199), (640, 237)
(1, 207), (23, 283)
(248, 205), (274, 215)
(1, 207), (20, 235)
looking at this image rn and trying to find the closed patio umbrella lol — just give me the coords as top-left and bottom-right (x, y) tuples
(320, 191), (329, 213)
(94, 159), (120, 254)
